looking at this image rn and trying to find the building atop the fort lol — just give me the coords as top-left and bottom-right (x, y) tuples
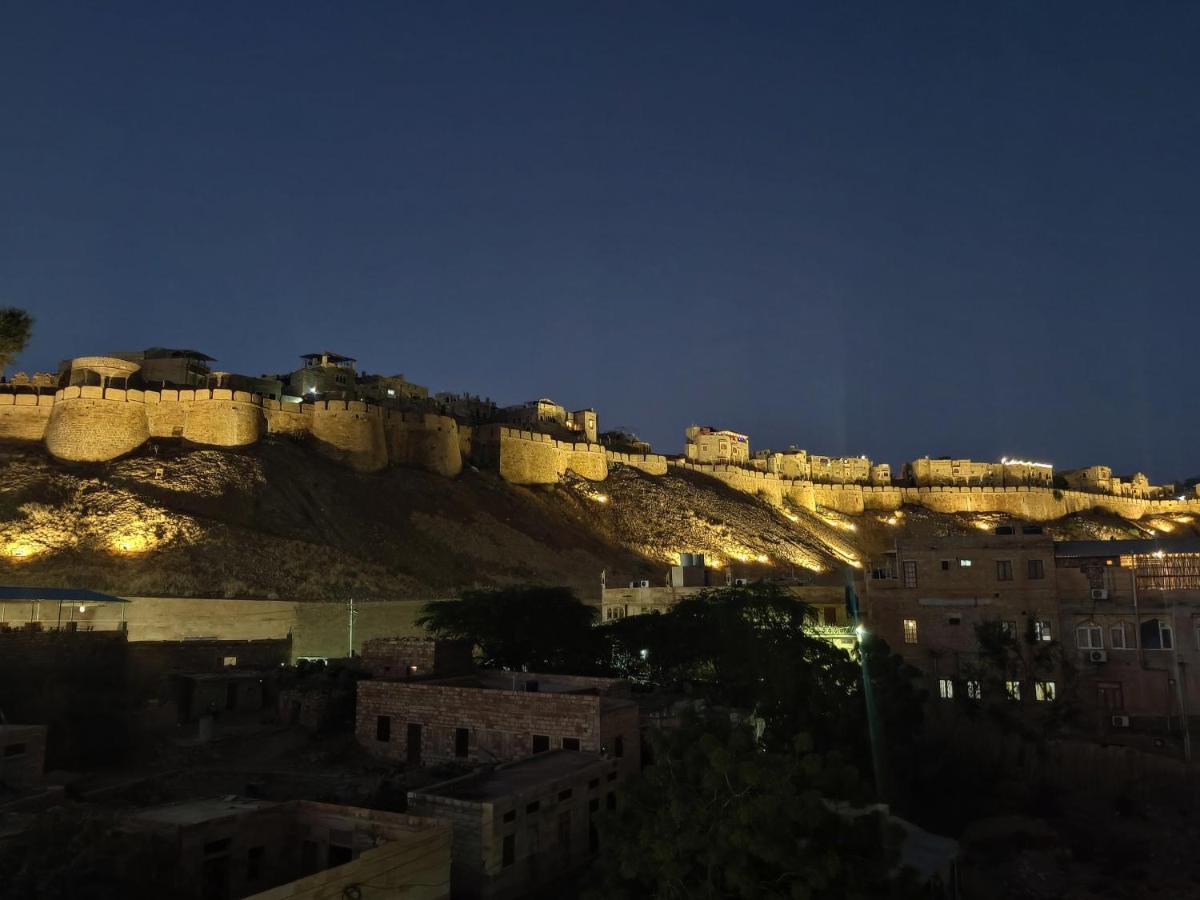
(281, 351), (426, 404)
(103, 348), (216, 387)
(903, 456), (1054, 488)
(685, 425), (750, 465)
(1060, 465), (1177, 500)
(500, 398), (599, 443)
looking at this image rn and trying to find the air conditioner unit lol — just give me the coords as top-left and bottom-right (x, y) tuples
(637, 580), (650, 588)
(734, 578), (749, 587)
(1111, 715), (1130, 728)
(1088, 650), (1108, 663)
(1090, 589), (1109, 600)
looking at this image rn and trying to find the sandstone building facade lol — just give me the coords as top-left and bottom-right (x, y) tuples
(356, 671), (640, 780)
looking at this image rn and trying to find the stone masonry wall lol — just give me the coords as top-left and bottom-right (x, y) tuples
(356, 680), (640, 777)
(45, 387), (151, 462)
(0, 391), (52, 441)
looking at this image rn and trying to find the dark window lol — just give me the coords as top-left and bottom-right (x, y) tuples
(589, 798), (600, 812)
(948, 616), (961, 626)
(246, 846), (264, 880)
(558, 811), (572, 850)
(328, 845), (353, 868)
(1022, 525), (1044, 535)
(1027, 559), (1045, 580)
(2, 743), (26, 758)
(606, 791), (617, 810)
(940, 560), (950, 571)
(455, 727), (469, 758)
(562, 737), (580, 751)
(994, 525), (1015, 535)
(607, 772), (617, 782)
(375, 716), (391, 742)
(526, 801), (540, 814)
(204, 839), (231, 855)
(902, 560), (918, 588)
(503, 810), (516, 823)
(996, 560), (1013, 581)
(502, 834), (515, 867)
(558, 788), (573, 801)
(524, 680), (540, 692)
(532, 734), (550, 754)
(588, 778), (599, 789)
(406, 723), (422, 766)
(822, 607), (837, 625)
(1141, 618), (1173, 650)
(614, 736), (624, 758)
(300, 841), (318, 874)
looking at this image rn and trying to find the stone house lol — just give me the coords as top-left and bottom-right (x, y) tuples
(356, 671), (640, 779)
(408, 750), (621, 900)
(128, 797), (450, 900)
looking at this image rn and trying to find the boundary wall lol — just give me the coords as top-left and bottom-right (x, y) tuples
(17, 387), (462, 477)
(0, 390), (54, 442)
(670, 460), (1200, 522)
(10, 385), (1200, 522)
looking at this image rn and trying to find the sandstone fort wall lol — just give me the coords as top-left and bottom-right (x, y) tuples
(45, 387), (151, 462)
(0, 390), (53, 441)
(12, 384), (1200, 523)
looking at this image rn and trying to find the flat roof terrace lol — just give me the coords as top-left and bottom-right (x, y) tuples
(414, 751), (609, 803)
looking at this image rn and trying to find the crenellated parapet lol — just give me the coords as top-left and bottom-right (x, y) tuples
(3, 370), (463, 478)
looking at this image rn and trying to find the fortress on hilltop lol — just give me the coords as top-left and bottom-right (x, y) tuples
(2, 346), (1198, 523)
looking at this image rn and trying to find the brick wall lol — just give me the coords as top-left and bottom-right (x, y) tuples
(408, 752), (621, 899)
(356, 680), (640, 776)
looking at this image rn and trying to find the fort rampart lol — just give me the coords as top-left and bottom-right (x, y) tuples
(3, 385), (462, 478)
(670, 459), (1200, 522)
(6, 383), (1198, 523)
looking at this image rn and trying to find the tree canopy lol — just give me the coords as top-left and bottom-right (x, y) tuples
(417, 584), (601, 672)
(585, 717), (926, 900)
(0, 307), (34, 372)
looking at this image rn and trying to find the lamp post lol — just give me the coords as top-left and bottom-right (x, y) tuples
(845, 567), (887, 804)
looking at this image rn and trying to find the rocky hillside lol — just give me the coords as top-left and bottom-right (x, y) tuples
(0, 439), (1192, 601)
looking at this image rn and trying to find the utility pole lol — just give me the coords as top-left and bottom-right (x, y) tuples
(347, 597), (358, 658)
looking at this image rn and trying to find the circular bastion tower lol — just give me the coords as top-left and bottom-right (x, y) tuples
(181, 373), (265, 447)
(45, 357), (151, 462)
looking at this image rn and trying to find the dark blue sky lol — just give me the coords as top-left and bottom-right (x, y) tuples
(3, 3), (1198, 478)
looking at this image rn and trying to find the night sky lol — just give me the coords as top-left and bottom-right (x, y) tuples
(3, 3), (1198, 479)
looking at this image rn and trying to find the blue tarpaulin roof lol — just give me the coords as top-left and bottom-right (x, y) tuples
(0, 587), (129, 604)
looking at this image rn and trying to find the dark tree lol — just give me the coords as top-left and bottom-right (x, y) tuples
(0, 812), (191, 900)
(585, 717), (926, 900)
(603, 584), (925, 775)
(0, 306), (34, 373)
(417, 585), (601, 672)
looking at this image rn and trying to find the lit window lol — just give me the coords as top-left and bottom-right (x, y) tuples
(959, 559), (972, 568)
(1034, 621), (1053, 642)
(1076, 625), (1103, 650)
(903, 619), (918, 644)
(1005, 680), (1022, 701)
(1110, 624), (1128, 649)
(223, 656), (237, 667)
(1000, 621), (1017, 639)
(966, 680), (982, 700)
(1035, 681), (1056, 702)
(938, 679), (954, 699)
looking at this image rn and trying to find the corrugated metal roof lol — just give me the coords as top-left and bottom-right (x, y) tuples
(0, 586), (129, 603)
(1054, 537), (1200, 558)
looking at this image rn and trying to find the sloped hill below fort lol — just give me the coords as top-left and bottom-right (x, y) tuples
(0, 439), (1190, 601)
